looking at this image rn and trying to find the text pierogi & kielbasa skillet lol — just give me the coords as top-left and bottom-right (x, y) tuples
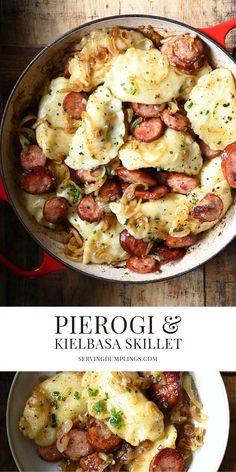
(15, 26), (236, 274)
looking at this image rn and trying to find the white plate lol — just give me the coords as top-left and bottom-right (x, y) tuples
(7, 371), (229, 472)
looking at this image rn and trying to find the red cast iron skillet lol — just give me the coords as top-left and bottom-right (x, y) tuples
(0, 16), (236, 282)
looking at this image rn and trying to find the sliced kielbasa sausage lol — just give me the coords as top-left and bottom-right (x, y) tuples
(156, 247), (185, 263)
(20, 145), (47, 170)
(157, 171), (198, 194)
(63, 429), (93, 461)
(131, 117), (165, 142)
(38, 445), (63, 462)
(135, 185), (169, 200)
(77, 196), (104, 222)
(161, 108), (190, 132)
(120, 229), (154, 257)
(99, 179), (122, 201)
(63, 91), (88, 119)
(43, 197), (69, 223)
(80, 452), (105, 471)
(88, 420), (121, 453)
(149, 448), (185, 472)
(115, 168), (157, 186)
(198, 140), (221, 160)
(148, 372), (183, 411)
(165, 233), (198, 248)
(221, 141), (236, 188)
(191, 193), (223, 222)
(131, 102), (166, 118)
(20, 166), (55, 194)
(75, 167), (104, 184)
(126, 255), (159, 273)
(161, 34), (205, 73)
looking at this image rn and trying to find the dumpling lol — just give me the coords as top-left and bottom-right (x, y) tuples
(128, 425), (177, 472)
(105, 47), (187, 104)
(185, 68), (236, 150)
(36, 77), (75, 160)
(65, 85), (125, 170)
(119, 128), (203, 175)
(82, 372), (164, 446)
(19, 372), (87, 447)
(69, 28), (153, 92)
(68, 209), (127, 264)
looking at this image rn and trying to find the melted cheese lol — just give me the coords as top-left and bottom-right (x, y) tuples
(82, 372), (164, 446)
(105, 47), (187, 104)
(69, 28), (153, 92)
(129, 425), (177, 472)
(68, 209), (127, 264)
(65, 86), (125, 170)
(119, 128), (202, 175)
(185, 68), (236, 150)
(110, 157), (232, 240)
(19, 372), (87, 447)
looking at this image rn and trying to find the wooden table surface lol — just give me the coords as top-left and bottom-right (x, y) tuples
(0, 0), (236, 306)
(0, 372), (235, 471)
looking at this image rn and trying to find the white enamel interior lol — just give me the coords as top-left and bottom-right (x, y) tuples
(6, 371), (229, 472)
(1, 16), (236, 282)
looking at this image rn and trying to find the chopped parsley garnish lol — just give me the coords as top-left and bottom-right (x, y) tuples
(93, 400), (104, 412)
(88, 387), (99, 397)
(51, 413), (57, 428)
(105, 164), (113, 178)
(124, 219), (129, 225)
(68, 187), (81, 203)
(217, 140), (222, 145)
(52, 391), (66, 401)
(109, 408), (122, 428)
(162, 401), (169, 409)
(187, 101), (194, 109)
(74, 391), (80, 400)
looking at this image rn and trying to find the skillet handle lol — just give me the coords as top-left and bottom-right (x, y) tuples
(0, 175), (66, 278)
(199, 18), (236, 47)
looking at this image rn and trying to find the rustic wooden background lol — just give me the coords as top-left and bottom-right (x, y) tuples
(0, 0), (236, 306)
(0, 372), (235, 471)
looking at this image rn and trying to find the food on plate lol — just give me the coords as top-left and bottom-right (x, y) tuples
(19, 371), (206, 471)
(16, 27), (235, 273)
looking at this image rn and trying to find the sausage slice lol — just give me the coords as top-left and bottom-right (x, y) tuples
(221, 141), (236, 188)
(43, 197), (69, 223)
(198, 140), (221, 160)
(75, 167), (105, 184)
(88, 420), (121, 453)
(80, 452), (105, 471)
(131, 117), (165, 142)
(38, 445), (63, 462)
(161, 35), (205, 73)
(63, 429), (93, 461)
(77, 196), (104, 222)
(165, 233), (198, 248)
(126, 255), (159, 273)
(157, 171), (198, 194)
(20, 166), (55, 194)
(131, 102), (166, 118)
(63, 91), (88, 119)
(161, 109), (189, 132)
(135, 185), (169, 200)
(156, 247), (185, 263)
(149, 448), (185, 472)
(148, 372), (183, 411)
(20, 145), (47, 170)
(115, 168), (157, 186)
(99, 179), (122, 201)
(120, 229), (154, 257)
(191, 193), (223, 222)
